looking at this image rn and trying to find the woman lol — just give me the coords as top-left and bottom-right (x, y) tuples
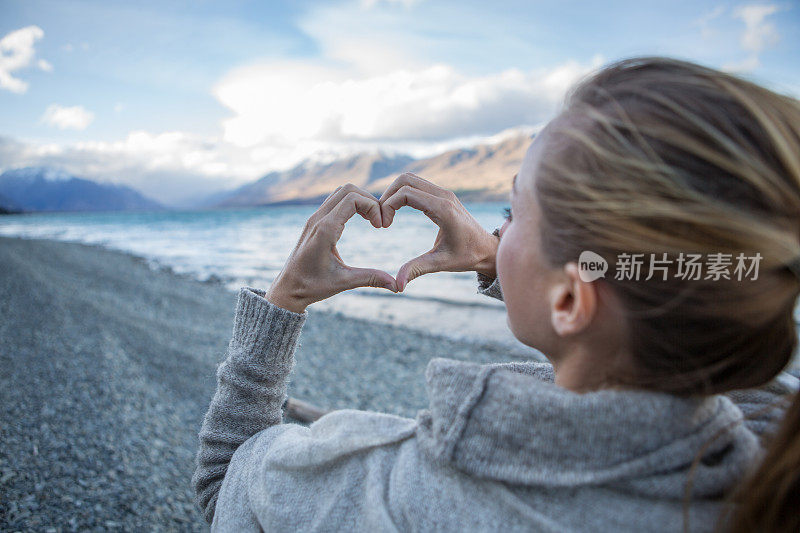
(192, 57), (800, 532)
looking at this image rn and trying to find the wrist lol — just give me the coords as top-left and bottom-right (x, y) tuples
(266, 284), (309, 314)
(474, 230), (499, 278)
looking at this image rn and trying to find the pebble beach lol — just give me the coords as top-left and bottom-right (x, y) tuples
(0, 235), (534, 531)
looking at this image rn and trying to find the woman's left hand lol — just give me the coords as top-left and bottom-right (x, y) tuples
(265, 184), (398, 314)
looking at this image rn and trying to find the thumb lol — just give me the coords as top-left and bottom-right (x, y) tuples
(343, 266), (398, 292)
(396, 251), (441, 292)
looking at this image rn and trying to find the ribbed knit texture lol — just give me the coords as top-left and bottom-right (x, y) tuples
(191, 286), (306, 525)
(477, 271), (503, 301)
(193, 275), (799, 532)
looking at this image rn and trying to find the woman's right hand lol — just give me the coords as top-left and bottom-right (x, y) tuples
(379, 172), (500, 291)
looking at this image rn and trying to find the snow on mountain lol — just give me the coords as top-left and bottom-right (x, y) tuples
(0, 167), (163, 212)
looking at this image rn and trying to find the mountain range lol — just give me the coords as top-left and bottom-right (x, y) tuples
(211, 130), (533, 207)
(0, 130), (534, 213)
(0, 167), (162, 213)
(210, 152), (415, 208)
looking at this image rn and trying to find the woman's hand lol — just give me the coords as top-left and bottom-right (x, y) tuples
(266, 184), (398, 314)
(379, 172), (500, 292)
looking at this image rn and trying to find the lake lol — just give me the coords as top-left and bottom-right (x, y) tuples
(0, 202), (543, 355)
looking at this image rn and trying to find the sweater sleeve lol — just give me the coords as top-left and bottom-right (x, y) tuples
(476, 227), (503, 302)
(191, 286), (307, 524)
(477, 272), (503, 301)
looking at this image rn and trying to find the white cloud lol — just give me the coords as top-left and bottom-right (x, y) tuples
(1, 2), (606, 207)
(361, 0), (422, 8)
(723, 3), (780, 72)
(61, 42), (89, 53)
(214, 1), (602, 150)
(734, 3), (780, 52)
(214, 57), (602, 148)
(0, 25), (51, 94)
(75, 131), (232, 176)
(5, 45), (599, 206)
(294, 7), (425, 76)
(0, 122), (548, 207)
(0, 132), (250, 206)
(41, 105), (95, 130)
(693, 6), (726, 39)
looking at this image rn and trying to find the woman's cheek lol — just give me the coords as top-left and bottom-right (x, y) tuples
(495, 239), (508, 290)
(499, 255), (524, 340)
(497, 232), (537, 345)
(496, 237), (515, 305)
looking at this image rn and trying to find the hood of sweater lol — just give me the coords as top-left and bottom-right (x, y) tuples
(415, 358), (762, 500)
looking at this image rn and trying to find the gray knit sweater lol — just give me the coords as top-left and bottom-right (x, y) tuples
(192, 273), (799, 532)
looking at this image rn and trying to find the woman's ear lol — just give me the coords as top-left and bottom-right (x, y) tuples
(549, 261), (598, 337)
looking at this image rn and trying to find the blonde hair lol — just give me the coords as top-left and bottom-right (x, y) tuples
(536, 56), (800, 393)
(534, 56), (800, 531)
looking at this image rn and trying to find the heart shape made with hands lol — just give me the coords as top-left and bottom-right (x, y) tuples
(326, 173), (492, 294)
(335, 200), (440, 293)
(272, 172), (496, 314)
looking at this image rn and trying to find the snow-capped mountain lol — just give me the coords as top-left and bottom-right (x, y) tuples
(211, 131), (534, 208)
(0, 167), (163, 213)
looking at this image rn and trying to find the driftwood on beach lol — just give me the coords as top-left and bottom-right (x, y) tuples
(285, 397), (330, 423)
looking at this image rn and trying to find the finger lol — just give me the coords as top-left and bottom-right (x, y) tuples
(381, 185), (449, 228)
(311, 184), (378, 225)
(396, 250), (443, 291)
(317, 191), (382, 242)
(309, 186), (343, 222)
(341, 266), (397, 292)
(378, 172), (455, 207)
(320, 185), (343, 208)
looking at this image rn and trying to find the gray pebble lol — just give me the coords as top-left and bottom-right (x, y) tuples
(0, 236), (532, 530)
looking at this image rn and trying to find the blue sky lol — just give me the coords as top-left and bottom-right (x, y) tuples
(0, 0), (798, 205)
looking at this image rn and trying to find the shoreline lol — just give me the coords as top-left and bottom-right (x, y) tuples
(0, 230), (538, 354)
(0, 235), (534, 531)
(4, 235), (797, 530)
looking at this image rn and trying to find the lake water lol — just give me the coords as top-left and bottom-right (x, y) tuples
(3, 203), (799, 365)
(0, 203), (545, 357)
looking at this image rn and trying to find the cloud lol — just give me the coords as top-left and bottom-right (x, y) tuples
(214, 57), (602, 148)
(1, 2), (606, 207)
(361, 0), (422, 8)
(734, 3), (780, 53)
(0, 25), (51, 94)
(693, 6), (726, 39)
(723, 3), (780, 72)
(41, 105), (95, 130)
(214, 1), (602, 150)
(62, 42), (90, 53)
(0, 132), (249, 206)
